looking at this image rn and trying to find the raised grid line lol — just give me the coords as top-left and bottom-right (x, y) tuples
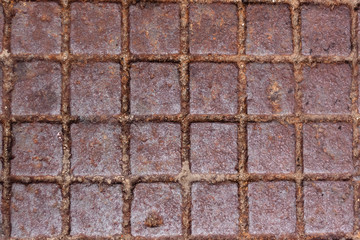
(58, 0), (72, 237)
(5, 53), (360, 63)
(290, 0), (306, 238)
(0, 172), (356, 188)
(179, 0), (191, 238)
(350, 0), (360, 236)
(1, 0), (15, 238)
(237, 0), (248, 238)
(119, 0), (132, 238)
(4, 113), (360, 124)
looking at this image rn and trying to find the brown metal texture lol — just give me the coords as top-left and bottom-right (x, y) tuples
(0, 0), (359, 239)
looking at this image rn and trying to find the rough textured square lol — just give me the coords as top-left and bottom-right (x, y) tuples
(70, 3), (121, 54)
(130, 123), (181, 175)
(11, 2), (61, 54)
(131, 183), (182, 237)
(11, 184), (62, 238)
(71, 123), (122, 176)
(71, 184), (123, 236)
(303, 123), (353, 174)
(12, 61), (61, 115)
(11, 123), (62, 176)
(247, 122), (295, 174)
(301, 4), (351, 56)
(301, 63), (351, 114)
(304, 181), (353, 234)
(246, 63), (295, 114)
(190, 123), (237, 174)
(246, 4), (292, 55)
(192, 182), (239, 236)
(248, 181), (296, 235)
(70, 62), (121, 116)
(130, 62), (180, 115)
(190, 63), (238, 114)
(189, 3), (238, 55)
(130, 3), (180, 54)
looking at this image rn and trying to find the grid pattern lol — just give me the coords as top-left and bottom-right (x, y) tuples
(0, 0), (359, 239)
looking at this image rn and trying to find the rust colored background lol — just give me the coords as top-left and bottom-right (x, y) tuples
(0, 0), (359, 239)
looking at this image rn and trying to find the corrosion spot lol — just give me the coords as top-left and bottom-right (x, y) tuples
(267, 81), (282, 113)
(144, 211), (163, 228)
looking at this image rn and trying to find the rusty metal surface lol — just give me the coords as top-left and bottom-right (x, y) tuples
(0, 0), (358, 239)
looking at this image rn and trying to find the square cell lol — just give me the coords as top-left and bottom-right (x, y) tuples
(70, 62), (121, 116)
(189, 3), (238, 55)
(130, 123), (181, 175)
(248, 181), (296, 235)
(303, 123), (353, 174)
(130, 62), (180, 115)
(247, 122), (295, 174)
(246, 63), (295, 114)
(130, 3), (180, 54)
(70, 3), (121, 54)
(246, 4), (293, 55)
(190, 63), (238, 114)
(71, 123), (122, 176)
(71, 184), (123, 236)
(301, 4), (351, 56)
(192, 182), (239, 236)
(301, 63), (351, 114)
(190, 123), (237, 174)
(12, 61), (61, 115)
(11, 123), (62, 176)
(304, 181), (353, 234)
(11, 2), (61, 54)
(11, 184), (62, 238)
(131, 183), (182, 237)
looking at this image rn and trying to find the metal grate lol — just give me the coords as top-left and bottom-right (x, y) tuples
(0, 0), (359, 239)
